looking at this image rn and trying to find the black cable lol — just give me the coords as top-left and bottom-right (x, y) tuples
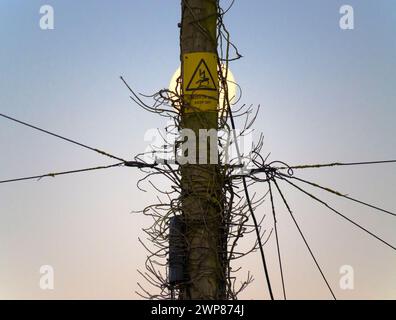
(272, 179), (336, 300)
(242, 177), (274, 300)
(124, 161), (157, 169)
(267, 180), (286, 300)
(0, 112), (126, 162)
(0, 163), (124, 184)
(281, 177), (396, 251)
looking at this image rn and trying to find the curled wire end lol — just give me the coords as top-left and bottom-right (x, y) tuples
(269, 161), (294, 177)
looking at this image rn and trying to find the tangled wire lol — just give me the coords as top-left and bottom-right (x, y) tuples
(119, 0), (280, 300)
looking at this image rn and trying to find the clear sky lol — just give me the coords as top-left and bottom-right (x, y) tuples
(0, 0), (395, 299)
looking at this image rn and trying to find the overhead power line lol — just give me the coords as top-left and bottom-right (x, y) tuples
(282, 177), (396, 251)
(0, 163), (124, 185)
(277, 160), (396, 171)
(279, 173), (396, 218)
(0, 112), (127, 162)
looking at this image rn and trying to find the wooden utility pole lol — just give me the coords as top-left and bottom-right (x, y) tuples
(179, 0), (225, 299)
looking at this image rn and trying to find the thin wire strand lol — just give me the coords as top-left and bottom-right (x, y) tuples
(0, 112), (126, 162)
(0, 163), (124, 184)
(267, 180), (286, 300)
(272, 179), (336, 300)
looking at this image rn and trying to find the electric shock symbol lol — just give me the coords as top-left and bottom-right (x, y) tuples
(197, 69), (210, 87)
(186, 59), (217, 91)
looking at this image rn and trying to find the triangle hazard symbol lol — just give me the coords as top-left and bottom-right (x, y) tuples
(186, 59), (217, 91)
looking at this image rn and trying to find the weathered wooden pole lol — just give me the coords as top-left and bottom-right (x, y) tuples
(179, 0), (225, 299)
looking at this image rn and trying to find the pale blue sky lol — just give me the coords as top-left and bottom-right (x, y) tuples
(0, 0), (395, 299)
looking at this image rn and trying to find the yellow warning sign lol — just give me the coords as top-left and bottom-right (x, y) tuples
(183, 52), (219, 112)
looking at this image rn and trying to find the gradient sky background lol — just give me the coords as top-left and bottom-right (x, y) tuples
(0, 0), (395, 299)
